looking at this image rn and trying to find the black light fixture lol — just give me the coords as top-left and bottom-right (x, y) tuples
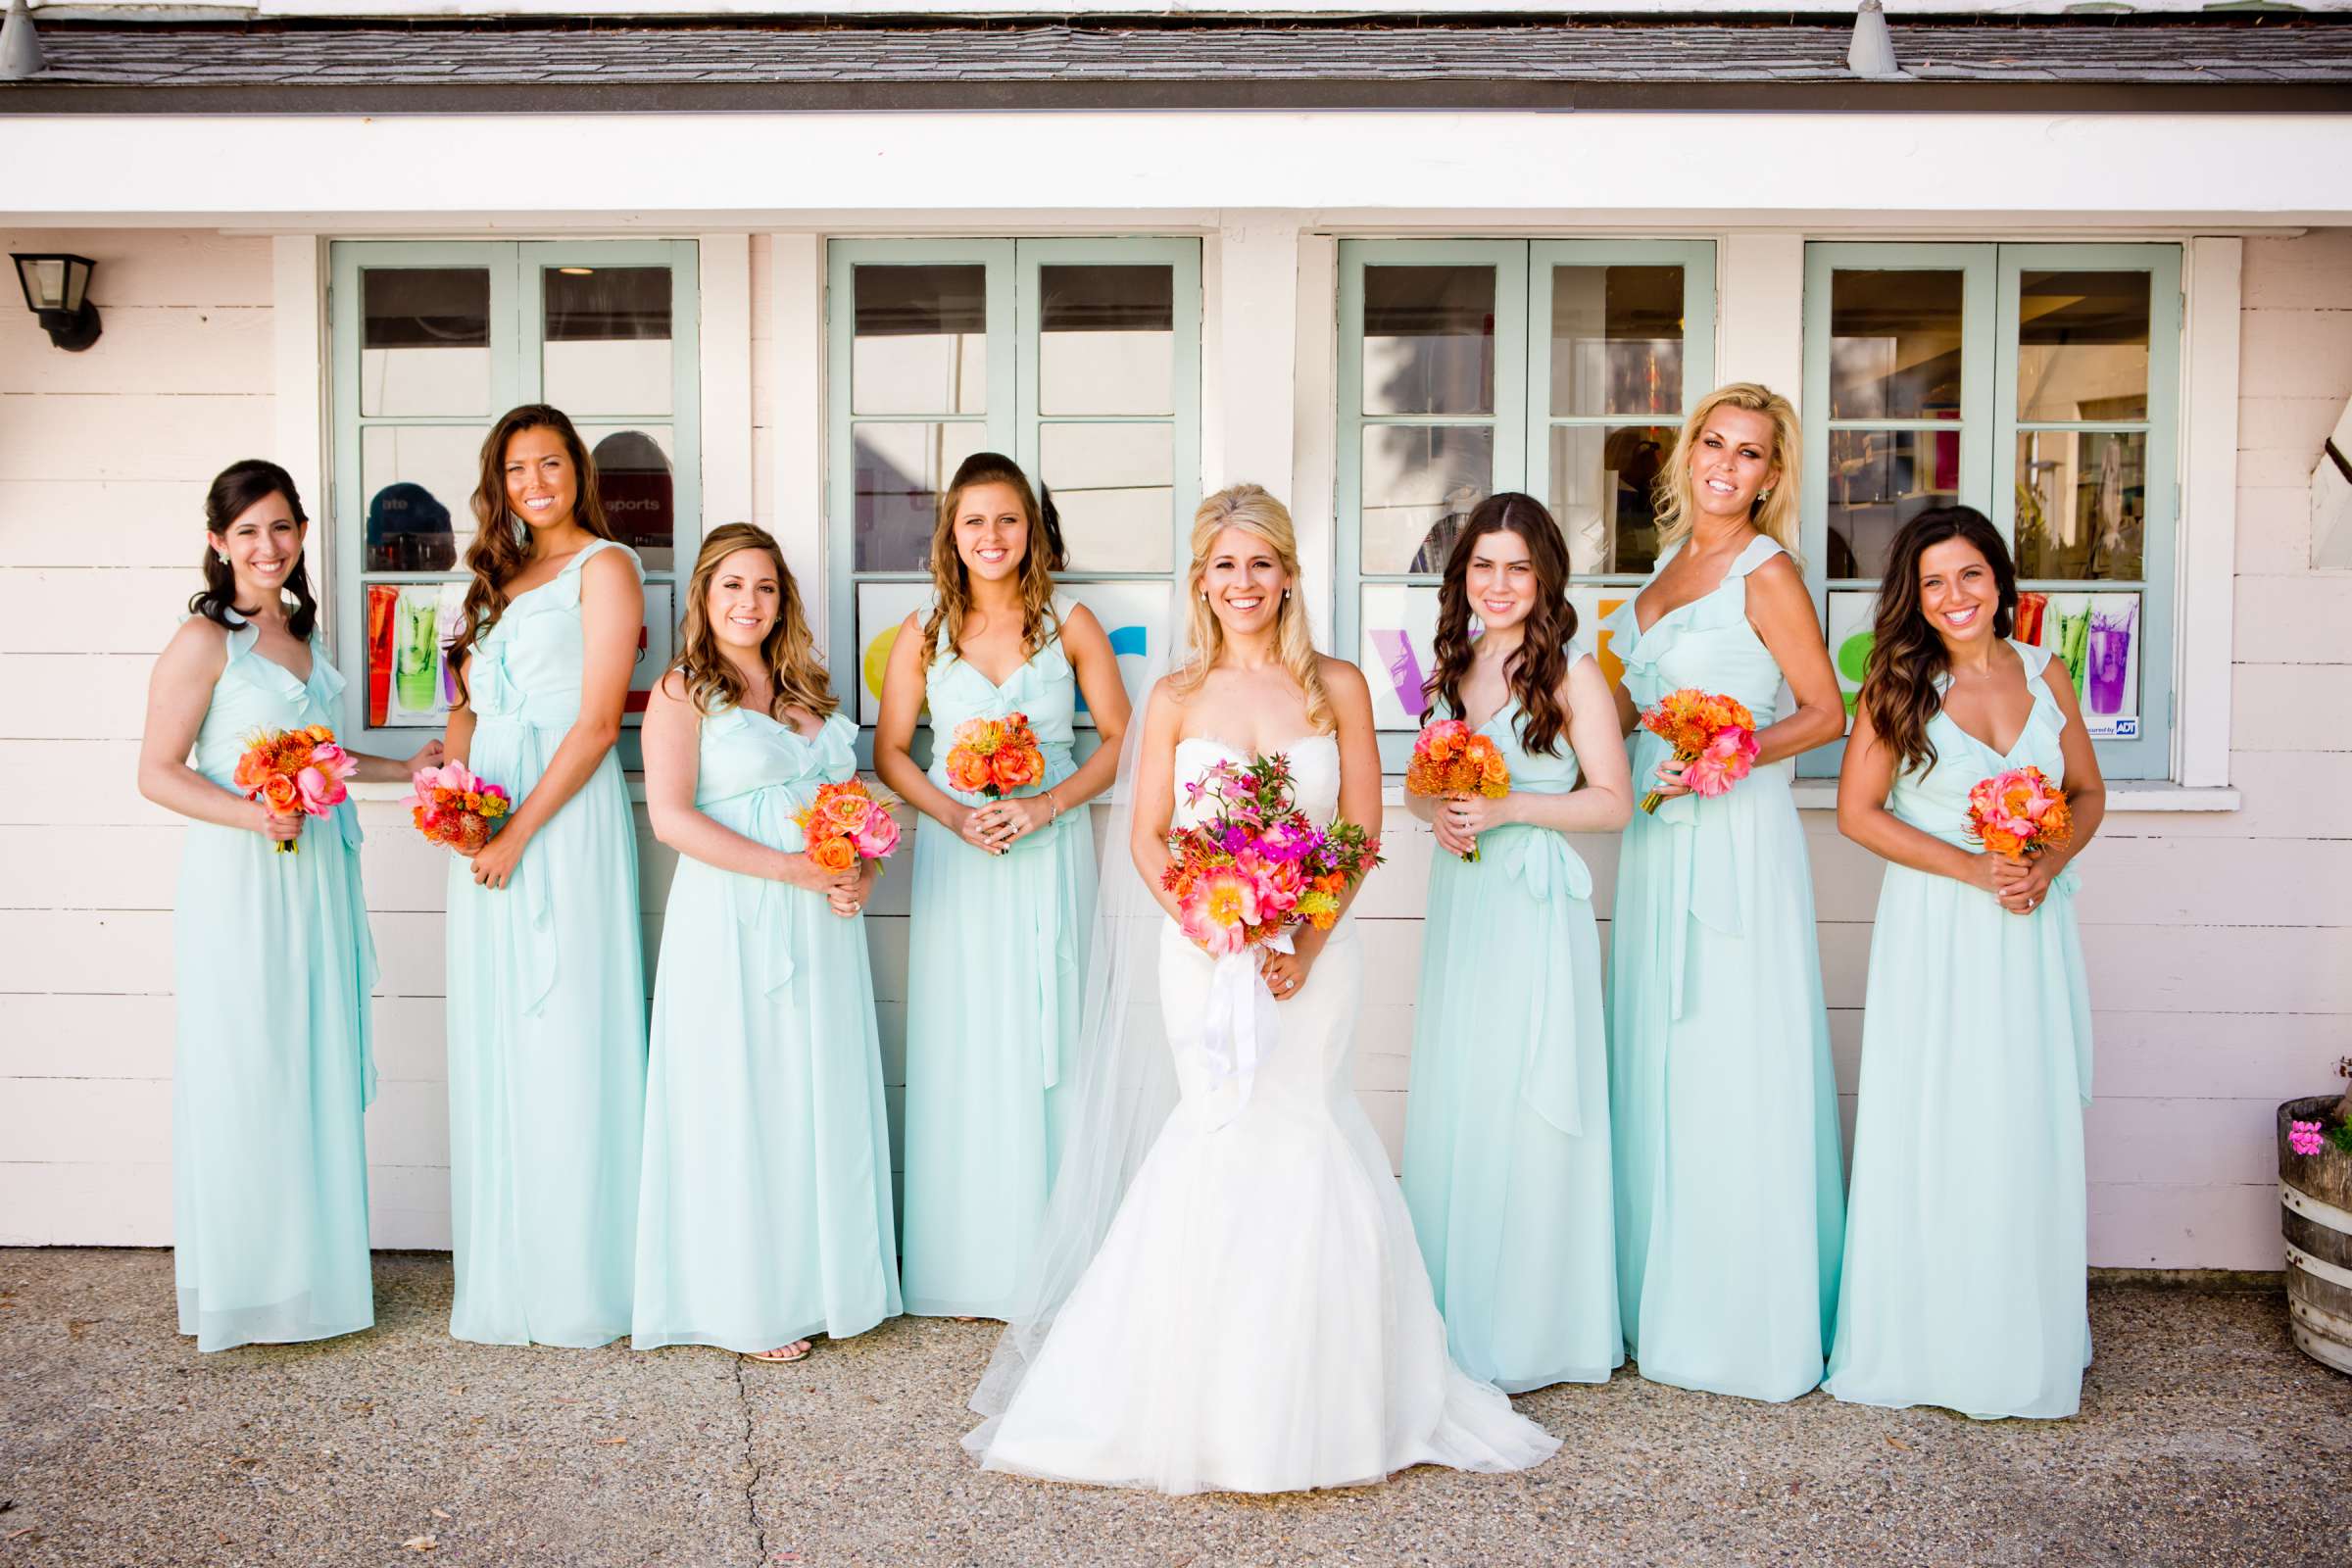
(12, 253), (103, 351)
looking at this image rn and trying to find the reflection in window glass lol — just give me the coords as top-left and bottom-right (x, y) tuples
(1040, 266), (1174, 416)
(1829, 270), (1965, 421)
(1548, 423), (1678, 576)
(2017, 270), (2150, 423)
(1361, 424), (1494, 574)
(853, 421), (989, 572)
(361, 425), (484, 568)
(2016, 429), (2145, 581)
(585, 425), (676, 573)
(853, 265), (987, 416)
(543, 267), (673, 418)
(1549, 266), (1685, 418)
(361, 269), (491, 418)
(1825, 426), (1962, 580)
(1039, 422), (1173, 571)
(1362, 266), (1496, 417)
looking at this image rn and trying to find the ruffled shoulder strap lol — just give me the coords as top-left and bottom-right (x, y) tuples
(1723, 534), (1788, 580)
(568, 537), (645, 583)
(308, 634), (349, 706)
(2011, 636), (2056, 682)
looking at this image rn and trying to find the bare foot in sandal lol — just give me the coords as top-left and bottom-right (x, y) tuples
(745, 1340), (811, 1363)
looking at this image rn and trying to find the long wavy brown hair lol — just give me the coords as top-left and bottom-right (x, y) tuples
(1653, 381), (1803, 557)
(1422, 492), (1579, 758)
(447, 404), (616, 702)
(1861, 506), (2019, 777)
(673, 523), (838, 721)
(917, 451), (1059, 671)
(1172, 484), (1333, 735)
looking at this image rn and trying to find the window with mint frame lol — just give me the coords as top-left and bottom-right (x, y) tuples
(1801, 241), (2180, 780)
(826, 237), (1202, 751)
(327, 238), (702, 764)
(1336, 238), (1718, 768)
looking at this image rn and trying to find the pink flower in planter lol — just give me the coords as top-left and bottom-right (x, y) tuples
(2290, 1120), (2326, 1157)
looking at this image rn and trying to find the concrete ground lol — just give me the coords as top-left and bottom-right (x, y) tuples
(1, 1251), (2346, 1568)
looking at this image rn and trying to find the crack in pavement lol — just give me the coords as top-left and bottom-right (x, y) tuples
(731, 1356), (770, 1566)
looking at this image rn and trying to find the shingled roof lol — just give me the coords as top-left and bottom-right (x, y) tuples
(6, 17), (2351, 113)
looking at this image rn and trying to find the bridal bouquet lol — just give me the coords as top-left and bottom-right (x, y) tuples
(1162, 754), (1383, 957)
(403, 760), (512, 856)
(235, 724), (358, 854)
(1966, 765), (2073, 860)
(944, 712), (1046, 801)
(1404, 716), (1510, 862)
(795, 779), (902, 877)
(1638, 689), (1759, 814)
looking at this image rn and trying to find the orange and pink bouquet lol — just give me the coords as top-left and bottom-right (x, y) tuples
(1638, 689), (1760, 814)
(234, 723), (358, 854)
(794, 779), (903, 878)
(402, 760), (513, 857)
(1162, 753), (1383, 958)
(943, 712), (1047, 801)
(1404, 716), (1511, 862)
(1966, 765), (2073, 860)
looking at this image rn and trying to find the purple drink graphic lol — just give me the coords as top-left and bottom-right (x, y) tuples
(2086, 603), (2136, 716)
(1368, 627), (1431, 720)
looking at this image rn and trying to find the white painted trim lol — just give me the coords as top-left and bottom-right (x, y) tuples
(1204, 220), (1306, 611)
(696, 232), (754, 545)
(767, 233), (826, 643)
(1716, 231), (1806, 403)
(270, 234), (327, 634)
(1294, 231), (1340, 651)
(2178, 236), (2241, 791)
(1780, 780), (2242, 814)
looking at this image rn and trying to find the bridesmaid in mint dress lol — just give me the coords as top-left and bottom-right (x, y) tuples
(442, 406), (648, 1347)
(1401, 494), (1635, 1392)
(875, 454), (1131, 1319)
(137, 460), (439, 1350)
(1828, 507), (2104, 1419)
(1601, 384), (1849, 1403)
(634, 524), (901, 1361)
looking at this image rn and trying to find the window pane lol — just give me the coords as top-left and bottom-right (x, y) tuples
(1825, 426), (1963, 580)
(2015, 429), (2146, 581)
(542, 267), (673, 417)
(1040, 422), (1173, 572)
(1548, 423), (1677, 576)
(361, 268), (490, 417)
(361, 425), (482, 569)
(853, 265), (987, 416)
(853, 421), (989, 572)
(1362, 266), (1495, 416)
(364, 580), (467, 727)
(1357, 582), (1443, 730)
(583, 425), (675, 574)
(1040, 265), (1174, 416)
(1829, 270), (1965, 421)
(1548, 266), (1685, 418)
(2017, 270), (2151, 422)
(1360, 424), (1494, 574)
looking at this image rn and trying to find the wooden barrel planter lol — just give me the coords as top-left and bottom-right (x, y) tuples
(2279, 1096), (2352, 1376)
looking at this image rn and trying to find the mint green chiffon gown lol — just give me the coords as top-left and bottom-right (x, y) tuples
(899, 605), (1096, 1319)
(633, 708), (903, 1350)
(1601, 534), (1845, 1403)
(1826, 640), (2093, 1420)
(445, 538), (648, 1347)
(173, 621), (377, 1351)
(1401, 680), (1622, 1393)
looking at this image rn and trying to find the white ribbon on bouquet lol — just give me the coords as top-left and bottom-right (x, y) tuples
(1186, 928), (1293, 1131)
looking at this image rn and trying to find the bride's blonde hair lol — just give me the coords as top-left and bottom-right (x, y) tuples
(1172, 484), (1332, 735)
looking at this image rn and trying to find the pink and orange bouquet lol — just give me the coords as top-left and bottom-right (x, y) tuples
(794, 778), (903, 878)
(1638, 688), (1759, 814)
(944, 712), (1048, 801)
(1966, 765), (2074, 860)
(403, 760), (513, 857)
(1162, 753), (1383, 958)
(1404, 717), (1511, 862)
(234, 724), (358, 854)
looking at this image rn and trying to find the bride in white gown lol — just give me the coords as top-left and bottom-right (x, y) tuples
(964, 484), (1560, 1495)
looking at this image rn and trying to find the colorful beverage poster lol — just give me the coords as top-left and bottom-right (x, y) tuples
(1358, 584), (1630, 731)
(367, 581), (468, 728)
(1826, 587), (2140, 741)
(853, 581), (1164, 730)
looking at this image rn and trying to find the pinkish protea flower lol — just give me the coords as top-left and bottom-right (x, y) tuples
(2290, 1120), (2327, 1157)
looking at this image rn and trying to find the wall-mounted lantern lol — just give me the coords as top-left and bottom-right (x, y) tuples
(12, 253), (103, 351)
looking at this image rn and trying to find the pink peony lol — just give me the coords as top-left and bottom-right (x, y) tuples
(2290, 1120), (2327, 1157)
(295, 765), (339, 815)
(1682, 725), (1759, 799)
(853, 807), (902, 859)
(1180, 868), (1259, 956)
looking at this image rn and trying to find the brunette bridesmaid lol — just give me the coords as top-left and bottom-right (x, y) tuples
(876, 453), (1131, 1320)
(442, 404), (648, 1347)
(137, 460), (439, 1350)
(1400, 494), (1634, 1393)
(1600, 383), (1848, 1402)
(1827, 507), (2102, 1419)
(632, 524), (902, 1361)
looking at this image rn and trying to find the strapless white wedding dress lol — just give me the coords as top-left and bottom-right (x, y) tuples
(966, 735), (1561, 1494)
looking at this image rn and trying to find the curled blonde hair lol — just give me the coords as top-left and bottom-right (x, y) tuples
(1653, 381), (1803, 557)
(1173, 484), (1332, 735)
(674, 522), (837, 720)
(918, 452), (1059, 671)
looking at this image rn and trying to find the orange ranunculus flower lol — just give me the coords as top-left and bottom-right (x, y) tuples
(945, 750), (994, 794)
(260, 773), (301, 813)
(809, 834), (858, 874)
(821, 790), (874, 834)
(990, 745), (1044, 793)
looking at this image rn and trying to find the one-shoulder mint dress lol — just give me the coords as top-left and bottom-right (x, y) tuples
(1401, 680), (1621, 1393)
(1601, 534), (1845, 1403)
(633, 707), (903, 1351)
(1826, 640), (2094, 1420)
(445, 538), (648, 1347)
(172, 621), (377, 1351)
(899, 604), (1096, 1319)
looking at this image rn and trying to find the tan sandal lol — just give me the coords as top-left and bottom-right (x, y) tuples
(745, 1340), (812, 1363)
